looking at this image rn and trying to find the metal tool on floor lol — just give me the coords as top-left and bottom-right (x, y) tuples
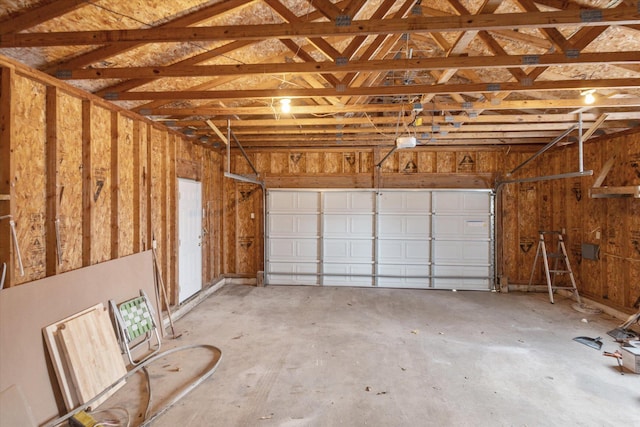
(528, 230), (581, 304)
(603, 350), (624, 375)
(573, 336), (602, 350)
(607, 310), (640, 342)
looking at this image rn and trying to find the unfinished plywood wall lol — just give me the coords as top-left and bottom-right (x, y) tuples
(55, 89), (83, 273)
(11, 72), (47, 284)
(0, 57), (224, 304)
(500, 129), (640, 312)
(246, 147), (501, 189)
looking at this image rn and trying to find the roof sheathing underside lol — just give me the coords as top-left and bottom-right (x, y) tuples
(1, 0), (639, 147)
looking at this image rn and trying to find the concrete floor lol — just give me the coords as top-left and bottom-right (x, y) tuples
(105, 284), (638, 427)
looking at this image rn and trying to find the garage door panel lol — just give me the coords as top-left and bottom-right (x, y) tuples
(433, 191), (489, 213)
(324, 214), (373, 237)
(268, 214), (318, 237)
(433, 240), (489, 264)
(324, 239), (373, 262)
(269, 191), (319, 212)
(324, 263), (373, 286)
(269, 238), (318, 260)
(378, 215), (430, 237)
(378, 264), (430, 288)
(324, 191), (373, 212)
(379, 191), (431, 213)
(268, 262), (319, 285)
(433, 265), (491, 289)
(433, 216), (490, 238)
(378, 239), (430, 262)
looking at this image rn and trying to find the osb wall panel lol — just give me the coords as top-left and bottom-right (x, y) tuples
(498, 153), (519, 283)
(89, 104), (112, 265)
(514, 155), (539, 283)
(0, 69), (10, 286)
(235, 152), (256, 175)
(12, 73), (46, 284)
(56, 91), (83, 272)
(137, 122), (149, 251)
(323, 152), (342, 174)
(417, 152), (436, 173)
(580, 140), (605, 297)
(3, 58), (224, 310)
(501, 130), (640, 312)
(436, 151), (456, 173)
(176, 138), (202, 180)
(235, 182), (260, 274)
(166, 134), (177, 300)
(149, 127), (167, 295)
(247, 148), (500, 190)
(223, 173), (237, 274)
(202, 150), (215, 282)
(117, 113), (135, 257)
(211, 150), (224, 280)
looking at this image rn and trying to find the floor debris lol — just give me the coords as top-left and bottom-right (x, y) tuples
(603, 350), (624, 375)
(573, 336), (603, 350)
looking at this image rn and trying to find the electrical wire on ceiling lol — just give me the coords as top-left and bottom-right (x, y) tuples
(364, 113), (396, 140)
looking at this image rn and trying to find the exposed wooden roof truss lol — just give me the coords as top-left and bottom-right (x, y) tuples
(1, 0), (639, 148)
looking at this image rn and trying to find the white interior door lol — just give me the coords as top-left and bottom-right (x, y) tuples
(178, 178), (202, 303)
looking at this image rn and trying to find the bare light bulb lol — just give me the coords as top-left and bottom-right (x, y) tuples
(280, 98), (291, 113)
(584, 92), (595, 104)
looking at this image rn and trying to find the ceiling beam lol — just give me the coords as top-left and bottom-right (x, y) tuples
(93, 40), (254, 97)
(139, 97), (640, 116)
(58, 52), (640, 79)
(193, 123), (625, 135)
(170, 111), (640, 127)
(3, 7), (639, 47)
(0, 0), (90, 36)
(108, 78), (640, 100)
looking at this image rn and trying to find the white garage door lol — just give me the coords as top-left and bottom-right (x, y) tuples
(266, 189), (494, 290)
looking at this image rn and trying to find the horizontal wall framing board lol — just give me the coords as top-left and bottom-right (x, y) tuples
(266, 189), (495, 290)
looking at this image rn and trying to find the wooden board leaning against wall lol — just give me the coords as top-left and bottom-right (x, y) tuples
(500, 129), (640, 313)
(0, 57), (225, 309)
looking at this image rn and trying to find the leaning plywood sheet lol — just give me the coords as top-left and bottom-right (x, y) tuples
(0, 251), (158, 426)
(43, 303), (120, 411)
(57, 306), (127, 409)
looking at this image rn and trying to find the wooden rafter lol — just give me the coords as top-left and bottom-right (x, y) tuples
(42, 0), (259, 72)
(108, 78), (640, 101)
(59, 52), (639, 80)
(3, 8), (639, 47)
(0, 0), (638, 150)
(0, 0), (90, 36)
(139, 97), (640, 116)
